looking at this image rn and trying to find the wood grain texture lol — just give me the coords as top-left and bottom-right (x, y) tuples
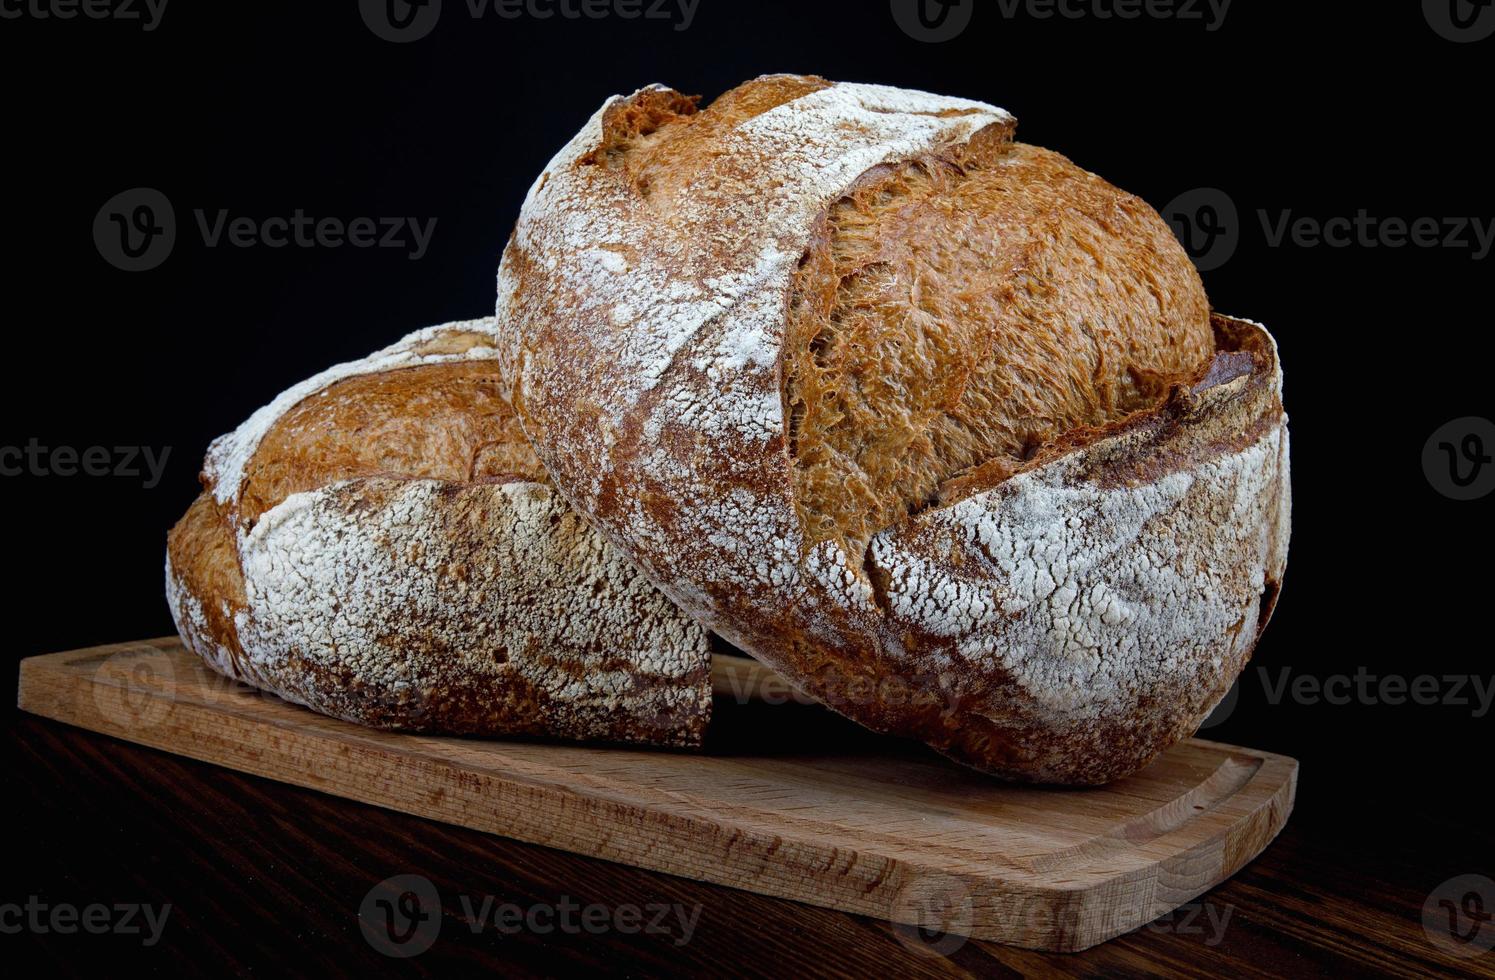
(10, 648), (1495, 977)
(15, 638), (1299, 952)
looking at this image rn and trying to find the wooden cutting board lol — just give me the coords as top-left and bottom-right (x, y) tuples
(16, 637), (1296, 953)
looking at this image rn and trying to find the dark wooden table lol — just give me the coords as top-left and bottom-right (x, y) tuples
(6, 708), (1492, 978)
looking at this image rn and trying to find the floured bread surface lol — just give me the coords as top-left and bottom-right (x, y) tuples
(166, 319), (712, 747)
(498, 76), (1292, 783)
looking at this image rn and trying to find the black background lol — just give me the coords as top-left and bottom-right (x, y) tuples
(1, 0), (1489, 940)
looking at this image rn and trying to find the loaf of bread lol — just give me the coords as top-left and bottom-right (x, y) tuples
(497, 76), (1292, 783)
(166, 319), (712, 747)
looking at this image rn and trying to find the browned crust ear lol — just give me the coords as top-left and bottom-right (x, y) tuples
(950, 116), (1019, 163)
(583, 76), (837, 200)
(584, 85), (701, 166)
(942, 316), (1282, 506)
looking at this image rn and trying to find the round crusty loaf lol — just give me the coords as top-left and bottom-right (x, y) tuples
(496, 76), (1292, 783)
(166, 319), (712, 747)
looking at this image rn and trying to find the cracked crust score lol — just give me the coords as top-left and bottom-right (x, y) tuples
(165, 319), (712, 748)
(496, 76), (1292, 783)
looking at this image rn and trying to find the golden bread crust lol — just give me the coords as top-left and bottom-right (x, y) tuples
(166, 320), (712, 747)
(497, 77), (1291, 783)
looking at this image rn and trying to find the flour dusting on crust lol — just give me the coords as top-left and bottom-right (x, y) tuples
(206, 318), (499, 515)
(498, 77), (1292, 783)
(231, 479), (709, 743)
(168, 320), (714, 747)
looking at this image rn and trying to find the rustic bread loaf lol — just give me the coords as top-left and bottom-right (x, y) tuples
(497, 76), (1292, 783)
(166, 319), (712, 747)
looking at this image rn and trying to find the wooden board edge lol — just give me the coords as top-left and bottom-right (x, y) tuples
(1051, 753), (1298, 951)
(15, 643), (1300, 952)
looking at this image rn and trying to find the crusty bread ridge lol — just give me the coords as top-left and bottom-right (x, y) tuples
(496, 76), (1292, 783)
(166, 319), (712, 747)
